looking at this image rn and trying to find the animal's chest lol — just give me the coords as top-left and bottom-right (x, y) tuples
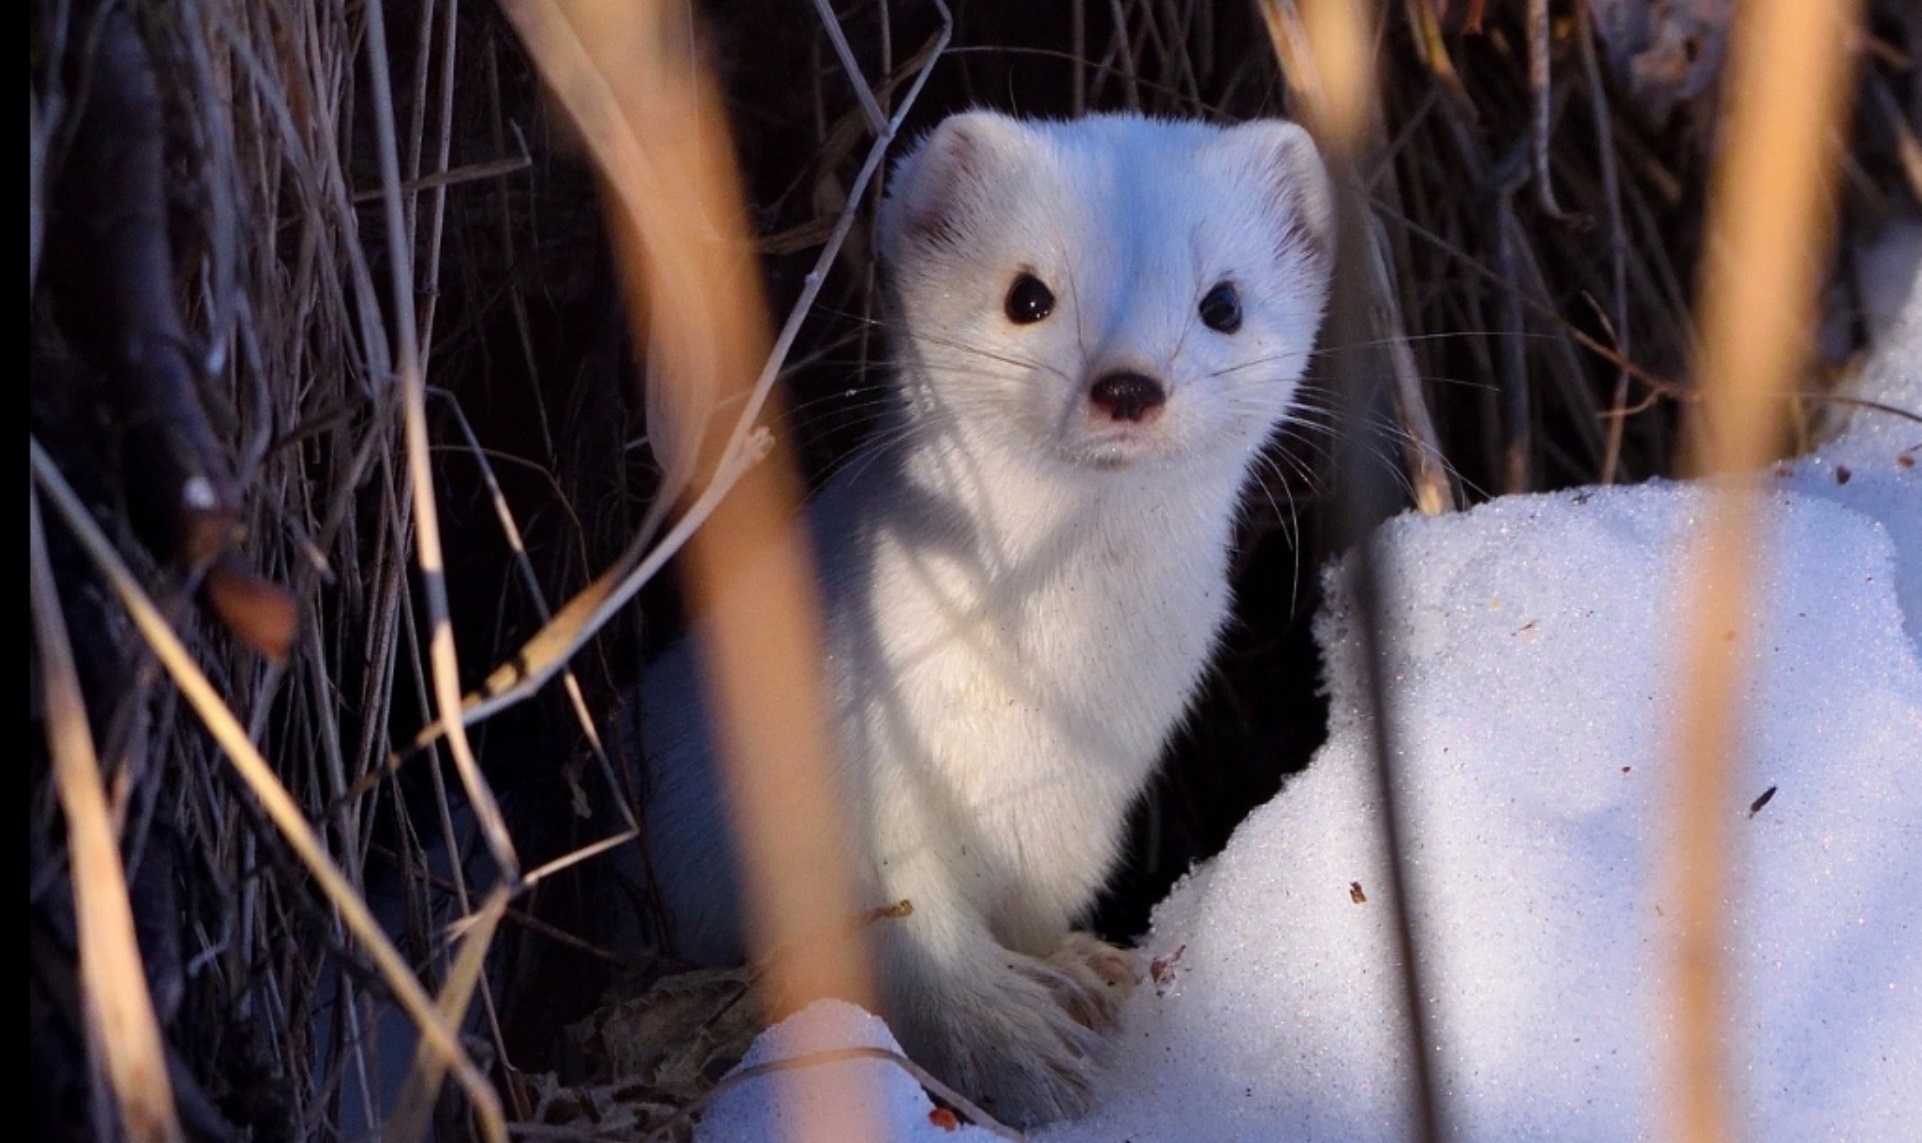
(1011, 557), (1218, 726)
(864, 514), (1228, 777)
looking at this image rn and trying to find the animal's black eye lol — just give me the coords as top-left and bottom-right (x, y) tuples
(1199, 281), (1242, 334)
(1004, 273), (1056, 324)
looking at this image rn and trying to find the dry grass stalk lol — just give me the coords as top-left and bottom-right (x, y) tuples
(389, 886), (510, 1143)
(1273, 3), (1447, 1140)
(1582, 0), (1634, 487)
(1667, 3), (1865, 1141)
(418, 5), (949, 750)
(432, 389), (626, 825)
(31, 440), (507, 1143)
(494, 1), (942, 1139)
(31, 486), (183, 1143)
(361, 0), (523, 888)
(1267, 0), (1454, 511)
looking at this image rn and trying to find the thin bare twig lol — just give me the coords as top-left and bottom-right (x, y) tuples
(1582, 0), (1633, 484)
(1528, 0), (1571, 219)
(810, 0), (888, 136)
(361, 0), (522, 882)
(429, 388), (628, 830)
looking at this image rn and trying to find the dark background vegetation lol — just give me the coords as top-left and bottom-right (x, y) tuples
(29, 0), (1917, 1138)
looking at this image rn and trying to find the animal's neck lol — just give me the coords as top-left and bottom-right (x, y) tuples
(886, 392), (1248, 607)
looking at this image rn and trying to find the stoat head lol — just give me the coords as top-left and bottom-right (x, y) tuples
(878, 111), (1333, 475)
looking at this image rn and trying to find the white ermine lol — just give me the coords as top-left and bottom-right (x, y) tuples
(638, 111), (1332, 1124)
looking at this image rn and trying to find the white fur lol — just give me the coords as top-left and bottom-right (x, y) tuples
(638, 111), (1332, 1124)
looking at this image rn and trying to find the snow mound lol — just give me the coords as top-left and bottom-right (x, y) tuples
(1780, 276), (1921, 646)
(1041, 481), (1921, 1143)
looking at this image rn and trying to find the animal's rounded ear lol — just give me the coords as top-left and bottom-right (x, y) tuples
(878, 111), (1029, 265)
(1233, 119), (1335, 269)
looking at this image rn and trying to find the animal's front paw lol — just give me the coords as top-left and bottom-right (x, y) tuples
(940, 935), (1141, 1123)
(876, 914), (1143, 1125)
(944, 957), (1107, 1126)
(1032, 931), (1143, 1032)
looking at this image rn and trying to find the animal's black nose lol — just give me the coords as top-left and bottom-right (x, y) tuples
(1089, 371), (1167, 423)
